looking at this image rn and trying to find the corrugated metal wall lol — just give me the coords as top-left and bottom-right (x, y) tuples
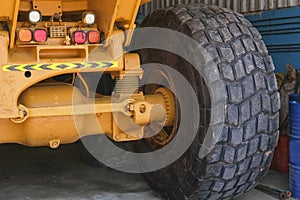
(141, 0), (300, 16)
(247, 6), (300, 72)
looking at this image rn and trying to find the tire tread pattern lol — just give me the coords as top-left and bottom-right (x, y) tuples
(141, 4), (279, 200)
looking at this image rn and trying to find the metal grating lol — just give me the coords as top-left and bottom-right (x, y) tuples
(141, 0), (300, 16)
(49, 26), (67, 38)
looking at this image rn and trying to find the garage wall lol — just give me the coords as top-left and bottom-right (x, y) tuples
(247, 6), (300, 72)
(141, 0), (300, 16)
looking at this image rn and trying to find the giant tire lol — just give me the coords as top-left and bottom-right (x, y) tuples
(137, 4), (280, 200)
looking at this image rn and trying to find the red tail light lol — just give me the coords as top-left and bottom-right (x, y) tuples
(34, 29), (47, 42)
(18, 29), (32, 42)
(88, 31), (100, 44)
(73, 31), (87, 44)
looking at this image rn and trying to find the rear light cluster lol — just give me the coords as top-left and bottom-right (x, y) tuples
(18, 28), (100, 45)
(18, 28), (47, 43)
(72, 30), (100, 44)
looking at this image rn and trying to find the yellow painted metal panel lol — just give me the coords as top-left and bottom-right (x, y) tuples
(0, 0), (19, 20)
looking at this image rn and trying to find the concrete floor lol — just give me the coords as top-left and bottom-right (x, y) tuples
(0, 144), (290, 200)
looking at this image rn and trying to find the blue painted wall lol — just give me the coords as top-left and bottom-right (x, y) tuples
(246, 6), (300, 72)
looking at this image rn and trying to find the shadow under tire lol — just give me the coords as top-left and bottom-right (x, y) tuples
(77, 137), (104, 168)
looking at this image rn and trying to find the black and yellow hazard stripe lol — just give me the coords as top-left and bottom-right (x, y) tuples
(2, 61), (119, 72)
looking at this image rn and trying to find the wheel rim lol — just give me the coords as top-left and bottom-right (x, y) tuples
(142, 70), (179, 149)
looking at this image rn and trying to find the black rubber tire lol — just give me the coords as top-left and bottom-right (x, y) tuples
(137, 4), (280, 200)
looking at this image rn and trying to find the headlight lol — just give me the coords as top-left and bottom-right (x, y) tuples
(82, 12), (96, 25)
(29, 10), (41, 24)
